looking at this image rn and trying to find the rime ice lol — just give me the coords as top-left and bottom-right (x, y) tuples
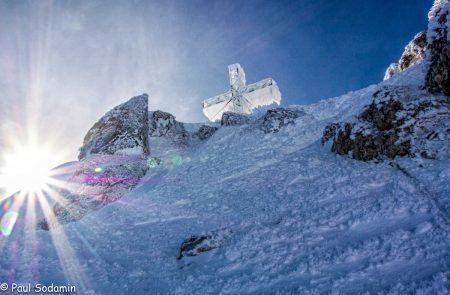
(202, 63), (282, 121)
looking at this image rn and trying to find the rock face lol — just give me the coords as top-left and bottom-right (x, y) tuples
(322, 86), (449, 160)
(78, 94), (150, 160)
(39, 94), (151, 230)
(149, 110), (189, 145)
(426, 1), (450, 95)
(221, 112), (250, 126)
(261, 108), (305, 133)
(177, 228), (232, 260)
(39, 155), (148, 230)
(194, 125), (218, 140)
(384, 32), (427, 80)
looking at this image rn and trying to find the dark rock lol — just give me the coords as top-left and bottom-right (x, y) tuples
(221, 112), (250, 126)
(261, 108), (305, 133)
(149, 110), (189, 145)
(360, 100), (403, 131)
(177, 228), (232, 260)
(321, 123), (340, 145)
(194, 125), (218, 140)
(78, 94), (150, 160)
(323, 86), (448, 161)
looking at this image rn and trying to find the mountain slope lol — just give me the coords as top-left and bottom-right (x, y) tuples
(1, 82), (448, 293)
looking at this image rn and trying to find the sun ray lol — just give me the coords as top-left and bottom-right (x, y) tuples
(35, 192), (91, 292)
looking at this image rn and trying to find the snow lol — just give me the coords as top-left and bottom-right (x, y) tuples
(0, 68), (448, 293)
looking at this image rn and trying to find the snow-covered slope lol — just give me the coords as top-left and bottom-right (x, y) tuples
(0, 1), (449, 293)
(1, 80), (449, 293)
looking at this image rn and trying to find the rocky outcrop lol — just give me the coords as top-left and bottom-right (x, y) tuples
(177, 228), (232, 260)
(426, 1), (450, 95)
(323, 86), (449, 161)
(221, 112), (250, 126)
(194, 125), (218, 140)
(384, 32), (427, 80)
(39, 154), (148, 230)
(39, 94), (151, 230)
(78, 94), (150, 160)
(149, 110), (189, 145)
(261, 108), (305, 133)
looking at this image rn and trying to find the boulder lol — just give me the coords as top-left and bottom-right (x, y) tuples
(177, 228), (232, 260)
(261, 108), (305, 133)
(221, 112), (250, 126)
(39, 94), (151, 230)
(149, 110), (189, 145)
(78, 94), (150, 160)
(39, 154), (148, 230)
(194, 125), (218, 140)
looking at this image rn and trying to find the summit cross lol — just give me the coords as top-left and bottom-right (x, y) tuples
(202, 63), (282, 121)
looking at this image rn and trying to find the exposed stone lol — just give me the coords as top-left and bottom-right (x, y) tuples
(426, 4), (450, 95)
(177, 228), (232, 260)
(261, 108), (305, 133)
(323, 86), (448, 161)
(78, 94), (150, 160)
(149, 110), (189, 145)
(194, 125), (218, 140)
(321, 123), (340, 145)
(384, 32), (427, 80)
(221, 112), (250, 126)
(39, 154), (148, 230)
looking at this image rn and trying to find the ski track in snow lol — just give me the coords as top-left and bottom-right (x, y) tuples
(0, 82), (449, 294)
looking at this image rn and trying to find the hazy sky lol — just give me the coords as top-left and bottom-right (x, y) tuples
(0, 0), (431, 161)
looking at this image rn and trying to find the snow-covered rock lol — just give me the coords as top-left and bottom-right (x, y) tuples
(323, 86), (449, 160)
(78, 94), (150, 159)
(426, 0), (450, 94)
(221, 111), (250, 126)
(39, 94), (151, 229)
(149, 110), (189, 145)
(384, 32), (427, 80)
(193, 125), (218, 140)
(261, 108), (306, 133)
(38, 154), (148, 230)
(177, 228), (232, 260)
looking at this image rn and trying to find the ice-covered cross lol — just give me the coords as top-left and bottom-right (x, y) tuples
(202, 63), (282, 121)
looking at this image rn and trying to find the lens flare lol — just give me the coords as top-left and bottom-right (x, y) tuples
(0, 211), (19, 236)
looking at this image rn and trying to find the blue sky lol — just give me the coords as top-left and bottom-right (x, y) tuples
(0, 0), (432, 160)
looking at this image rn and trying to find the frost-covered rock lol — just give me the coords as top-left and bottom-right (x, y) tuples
(261, 108), (305, 133)
(78, 94), (150, 160)
(384, 32), (427, 80)
(39, 94), (152, 229)
(323, 86), (449, 160)
(177, 228), (232, 260)
(426, 0), (450, 95)
(221, 112), (250, 126)
(149, 110), (189, 145)
(384, 63), (401, 81)
(39, 154), (148, 230)
(193, 125), (218, 140)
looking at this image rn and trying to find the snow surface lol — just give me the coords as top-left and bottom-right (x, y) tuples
(0, 71), (449, 293)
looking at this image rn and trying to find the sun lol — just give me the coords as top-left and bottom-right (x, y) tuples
(0, 145), (58, 196)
